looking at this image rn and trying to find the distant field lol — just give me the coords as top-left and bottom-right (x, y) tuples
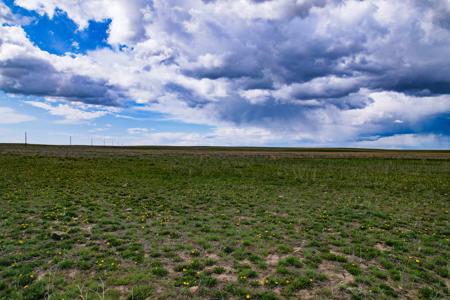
(0, 145), (449, 299)
(1, 144), (450, 159)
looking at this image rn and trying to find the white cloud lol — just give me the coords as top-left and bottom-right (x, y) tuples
(127, 127), (149, 134)
(203, 0), (341, 21)
(0, 2), (16, 24)
(126, 126), (277, 146)
(341, 91), (450, 126)
(0, 106), (34, 124)
(273, 76), (364, 102)
(15, 0), (150, 45)
(27, 100), (109, 123)
(239, 89), (272, 104)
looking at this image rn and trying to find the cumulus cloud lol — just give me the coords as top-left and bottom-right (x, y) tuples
(0, 56), (126, 105)
(0, 25), (127, 105)
(15, 0), (150, 45)
(342, 91), (450, 127)
(1, 0), (450, 146)
(0, 2), (16, 25)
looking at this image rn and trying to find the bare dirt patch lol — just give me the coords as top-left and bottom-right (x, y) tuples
(216, 273), (235, 283)
(114, 285), (131, 296)
(60, 269), (79, 280)
(177, 251), (191, 262)
(80, 224), (92, 235)
(293, 246), (306, 258)
(295, 289), (315, 299)
(319, 261), (354, 286)
(266, 254), (280, 266)
(206, 253), (220, 260)
(374, 242), (391, 252)
(270, 211), (289, 218)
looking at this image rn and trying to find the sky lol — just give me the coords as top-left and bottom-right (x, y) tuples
(0, 0), (449, 148)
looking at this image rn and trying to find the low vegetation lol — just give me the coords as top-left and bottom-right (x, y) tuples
(0, 146), (449, 299)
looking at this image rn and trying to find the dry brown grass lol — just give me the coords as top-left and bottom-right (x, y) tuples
(1, 143), (449, 159)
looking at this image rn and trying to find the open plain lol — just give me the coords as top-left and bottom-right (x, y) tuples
(0, 145), (449, 299)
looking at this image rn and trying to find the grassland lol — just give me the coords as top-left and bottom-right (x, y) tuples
(0, 145), (449, 299)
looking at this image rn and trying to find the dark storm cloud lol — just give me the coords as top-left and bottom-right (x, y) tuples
(164, 83), (210, 108)
(216, 96), (313, 128)
(0, 56), (125, 105)
(172, 0), (450, 126)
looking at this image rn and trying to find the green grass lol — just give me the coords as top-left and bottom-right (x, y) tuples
(0, 146), (449, 299)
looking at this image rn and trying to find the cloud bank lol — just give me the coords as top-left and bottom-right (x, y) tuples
(1, 0), (450, 147)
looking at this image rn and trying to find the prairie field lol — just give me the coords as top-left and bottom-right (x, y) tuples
(0, 145), (449, 299)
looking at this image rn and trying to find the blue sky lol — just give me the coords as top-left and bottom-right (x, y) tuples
(0, 0), (449, 148)
(3, 0), (111, 55)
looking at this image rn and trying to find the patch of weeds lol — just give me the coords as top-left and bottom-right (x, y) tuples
(288, 276), (312, 291)
(369, 266), (388, 279)
(388, 269), (401, 281)
(151, 266), (168, 277)
(212, 266), (225, 274)
(223, 246), (234, 254)
(189, 249), (201, 257)
(277, 244), (294, 254)
(322, 252), (347, 263)
(378, 283), (398, 298)
(238, 268), (258, 282)
(199, 274), (217, 287)
(58, 259), (75, 270)
(128, 285), (153, 300)
(255, 290), (279, 300)
(22, 281), (47, 300)
(276, 266), (290, 275)
(279, 256), (302, 268)
(378, 257), (394, 270)
(105, 289), (121, 300)
(419, 287), (441, 299)
(204, 258), (216, 266)
(345, 263), (362, 276)
(355, 275), (371, 285)
(224, 283), (251, 298)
